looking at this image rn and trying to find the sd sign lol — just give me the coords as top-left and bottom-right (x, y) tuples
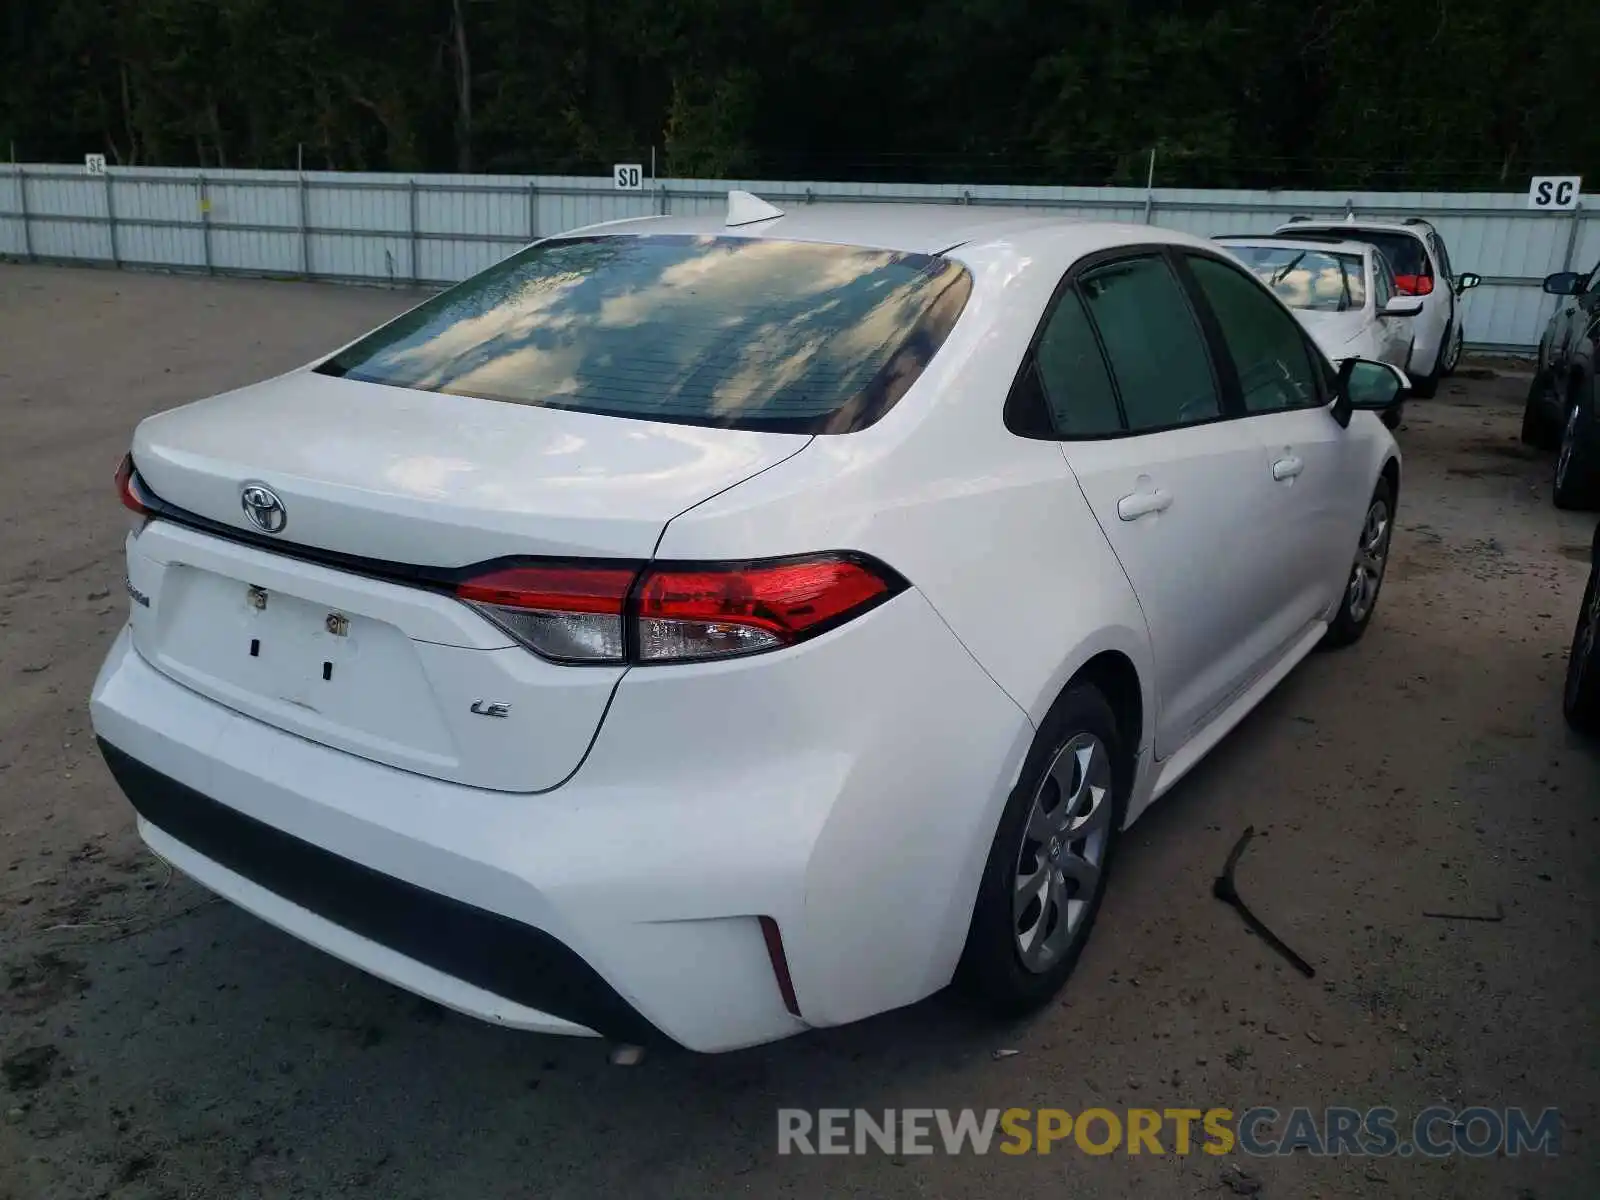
(1528, 176), (1582, 211)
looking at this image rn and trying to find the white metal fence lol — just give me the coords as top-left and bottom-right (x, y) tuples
(2, 164), (1593, 352)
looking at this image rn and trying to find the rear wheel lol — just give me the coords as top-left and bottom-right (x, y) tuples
(1564, 554), (1600, 734)
(956, 684), (1125, 1015)
(1409, 345), (1442, 399)
(1554, 398), (1600, 511)
(1323, 477), (1395, 649)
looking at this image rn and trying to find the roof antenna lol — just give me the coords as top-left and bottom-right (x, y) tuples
(726, 190), (785, 227)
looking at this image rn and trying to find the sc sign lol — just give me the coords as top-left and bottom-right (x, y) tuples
(613, 163), (644, 191)
(1528, 176), (1582, 211)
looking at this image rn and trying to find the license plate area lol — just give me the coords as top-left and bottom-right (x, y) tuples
(236, 583), (359, 705)
(147, 564), (457, 764)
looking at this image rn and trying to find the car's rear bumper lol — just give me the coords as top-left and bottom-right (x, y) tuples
(99, 738), (651, 1041)
(91, 586), (1032, 1051)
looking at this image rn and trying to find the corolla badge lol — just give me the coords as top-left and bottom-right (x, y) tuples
(240, 484), (287, 534)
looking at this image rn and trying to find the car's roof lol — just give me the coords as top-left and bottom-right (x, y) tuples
(1218, 235), (1374, 256)
(559, 199), (1217, 259)
(1278, 218), (1428, 238)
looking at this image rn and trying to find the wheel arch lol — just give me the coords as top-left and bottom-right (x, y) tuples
(1073, 649), (1144, 781)
(1380, 455), (1401, 506)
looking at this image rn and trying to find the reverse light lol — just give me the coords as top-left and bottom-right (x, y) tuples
(456, 565), (634, 663)
(453, 553), (905, 666)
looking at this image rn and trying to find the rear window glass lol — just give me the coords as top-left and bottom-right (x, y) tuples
(1225, 245), (1367, 311)
(1294, 228), (1428, 277)
(315, 234), (973, 435)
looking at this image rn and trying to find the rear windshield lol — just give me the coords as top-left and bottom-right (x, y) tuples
(315, 234), (973, 435)
(1294, 228), (1428, 277)
(1225, 245), (1367, 311)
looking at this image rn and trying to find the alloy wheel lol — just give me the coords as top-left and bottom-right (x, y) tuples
(1346, 498), (1391, 624)
(1013, 732), (1113, 973)
(1443, 326), (1463, 373)
(1558, 405), (1580, 490)
(1568, 574), (1600, 709)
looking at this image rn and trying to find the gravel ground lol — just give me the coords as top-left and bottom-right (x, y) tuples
(1, 262), (1597, 1200)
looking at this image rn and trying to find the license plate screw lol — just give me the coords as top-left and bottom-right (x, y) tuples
(247, 586), (268, 611)
(325, 613), (349, 637)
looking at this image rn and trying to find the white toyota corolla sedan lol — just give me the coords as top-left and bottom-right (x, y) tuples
(92, 194), (1405, 1052)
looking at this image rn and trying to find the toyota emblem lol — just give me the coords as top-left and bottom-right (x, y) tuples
(240, 484), (287, 534)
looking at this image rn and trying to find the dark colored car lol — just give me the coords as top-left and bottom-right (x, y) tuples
(1565, 521), (1600, 733)
(1522, 262), (1600, 509)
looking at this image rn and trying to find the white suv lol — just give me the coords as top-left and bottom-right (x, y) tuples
(1274, 217), (1481, 397)
(92, 200), (1406, 1052)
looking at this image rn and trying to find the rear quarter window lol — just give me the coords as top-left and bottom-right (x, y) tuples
(316, 234), (973, 435)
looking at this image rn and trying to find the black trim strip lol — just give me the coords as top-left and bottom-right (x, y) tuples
(98, 738), (669, 1047)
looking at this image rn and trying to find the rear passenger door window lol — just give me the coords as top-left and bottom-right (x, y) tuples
(1185, 255), (1323, 414)
(1032, 289), (1123, 436)
(1077, 256), (1221, 432)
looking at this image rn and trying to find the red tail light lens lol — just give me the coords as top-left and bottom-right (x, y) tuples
(453, 554), (905, 665)
(636, 556), (898, 663)
(1392, 273), (1434, 297)
(456, 565), (635, 663)
(115, 453), (150, 516)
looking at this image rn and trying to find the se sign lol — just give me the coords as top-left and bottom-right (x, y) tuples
(1527, 176), (1581, 211)
(84, 153), (106, 176)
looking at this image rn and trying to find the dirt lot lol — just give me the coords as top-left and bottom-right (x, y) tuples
(1, 262), (1597, 1200)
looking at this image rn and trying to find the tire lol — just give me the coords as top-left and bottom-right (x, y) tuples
(1381, 402), (1404, 431)
(1322, 476), (1396, 649)
(1553, 398), (1600, 511)
(1440, 323), (1464, 378)
(1564, 554), (1600, 735)
(1522, 373), (1561, 450)
(956, 683), (1127, 1016)
(1409, 349), (1441, 399)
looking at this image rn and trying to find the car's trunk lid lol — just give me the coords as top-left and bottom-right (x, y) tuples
(126, 370), (811, 791)
(133, 369), (810, 565)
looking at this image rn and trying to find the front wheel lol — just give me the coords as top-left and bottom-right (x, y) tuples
(1554, 399), (1600, 511)
(1322, 477), (1395, 649)
(1440, 323), (1464, 377)
(1565, 554), (1600, 735)
(1522, 373), (1561, 449)
(956, 684), (1125, 1016)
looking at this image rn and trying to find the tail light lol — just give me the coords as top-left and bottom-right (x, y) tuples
(457, 564), (635, 663)
(116, 453), (149, 514)
(454, 553), (905, 666)
(1392, 273), (1434, 297)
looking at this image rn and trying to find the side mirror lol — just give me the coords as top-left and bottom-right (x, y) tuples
(1380, 296), (1425, 317)
(1456, 271), (1482, 293)
(1333, 358), (1409, 427)
(1544, 271), (1583, 296)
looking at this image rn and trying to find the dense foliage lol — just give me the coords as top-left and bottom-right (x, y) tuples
(3, 0), (1594, 189)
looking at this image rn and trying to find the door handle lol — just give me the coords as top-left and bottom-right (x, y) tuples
(1117, 489), (1173, 521)
(1272, 455), (1304, 481)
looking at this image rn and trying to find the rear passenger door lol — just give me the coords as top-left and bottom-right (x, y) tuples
(1038, 251), (1289, 759)
(1371, 254), (1414, 369)
(1181, 251), (1359, 636)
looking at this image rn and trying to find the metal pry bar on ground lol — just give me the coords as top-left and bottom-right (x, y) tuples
(1212, 826), (1316, 978)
